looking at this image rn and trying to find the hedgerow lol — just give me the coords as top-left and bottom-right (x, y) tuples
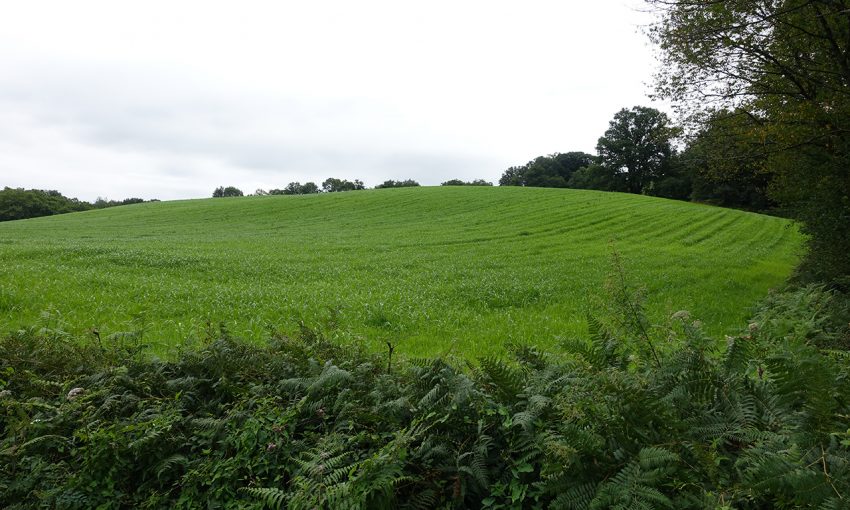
(1, 285), (848, 508)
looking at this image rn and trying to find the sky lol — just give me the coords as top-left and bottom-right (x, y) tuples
(0, 0), (664, 201)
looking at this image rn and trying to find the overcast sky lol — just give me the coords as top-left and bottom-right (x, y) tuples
(0, 0), (664, 201)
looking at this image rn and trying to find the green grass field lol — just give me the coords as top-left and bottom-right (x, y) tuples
(0, 187), (803, 357)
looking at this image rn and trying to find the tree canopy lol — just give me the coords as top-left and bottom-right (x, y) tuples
(374, 179), (420, 189)
(268, 182), (320, 195)
(648, 0), (850, 278)
(0, 187), (153, 222)
(212, 186), (244, 198)
(596, 106), (679, 195)
(322, 178), (366, 193)
(441, 179), (493, 186)
(499, 152), (594, 187)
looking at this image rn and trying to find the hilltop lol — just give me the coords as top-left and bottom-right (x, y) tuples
(0, 186), (802, 356)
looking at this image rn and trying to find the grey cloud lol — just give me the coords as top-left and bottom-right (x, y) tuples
(1, 61), (505, 192)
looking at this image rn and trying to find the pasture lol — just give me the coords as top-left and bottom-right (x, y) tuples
(0, 186), (802, 357)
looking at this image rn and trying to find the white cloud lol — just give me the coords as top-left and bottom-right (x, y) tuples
(0, 0), (664, 201)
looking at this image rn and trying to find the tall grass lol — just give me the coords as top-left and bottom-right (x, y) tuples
(0, 187), (802, 356)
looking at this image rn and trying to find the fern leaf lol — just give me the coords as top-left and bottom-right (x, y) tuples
(243, 487), (287, 510)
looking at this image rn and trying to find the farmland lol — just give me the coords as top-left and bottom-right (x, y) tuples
(0, 186), (802, 357)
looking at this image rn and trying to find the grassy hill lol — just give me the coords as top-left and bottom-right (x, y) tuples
(0, 186), (803, 357)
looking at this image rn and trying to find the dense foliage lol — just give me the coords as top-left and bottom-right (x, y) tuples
(322, 178), (366, 193)
(212, 186), (244, 198)
(678, 111), (776, 211)
(647, 0), (850, 280)
(596, 107), (679, 195)
(441, 179), (493, 186)
(2, 282), (848, 508)
(0, 187), (150, 222)
(499, 152), (594, 188)
(375, 179), (420, 189)
(495, 109), (750, 207)
(267, 182), (321, 195)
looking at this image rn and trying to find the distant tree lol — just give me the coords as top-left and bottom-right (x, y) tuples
(269, 182), (321, 195)
(441, 179), (493, 186)
(212, 186), (244, 198)
(499, 152), (594, 188)
(499, 167), (528, 186)
(300, 182), (320, 194)
(0, 188), (87, 221)
(92, 197), (148, 208)
(283, 182), (304, 195)
(321, 178), (341, 193)
(322, 178), (366, 193)
(0, 188), (150, 221)
(254, 189), (269, 196)
(596, 107), (679, 194)
(375, 179), (420, 189)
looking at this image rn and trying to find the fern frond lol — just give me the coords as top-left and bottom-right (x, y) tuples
(307, 362), (352, 395)
(156, 454), (188, 479)
(549, 482), (597, 510)
(243, 487), (287, 510)
(638, 446), (678, 470)
(591, 447), (677, 510)
(475, 356), (526, 404)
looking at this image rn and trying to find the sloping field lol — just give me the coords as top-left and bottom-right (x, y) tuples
(0, 187), (802, 356)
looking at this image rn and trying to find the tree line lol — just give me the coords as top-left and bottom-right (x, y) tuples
(645, 0), (850, 282)
(499, 106), (773, 212)
(0, 187), (154, 222)
(215, 177), (493, 198)
(0, 175), (496, 222)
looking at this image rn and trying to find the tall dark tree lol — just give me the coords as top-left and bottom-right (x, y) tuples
(596, 107), (679, 194)
(647, 0), (850, 278)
